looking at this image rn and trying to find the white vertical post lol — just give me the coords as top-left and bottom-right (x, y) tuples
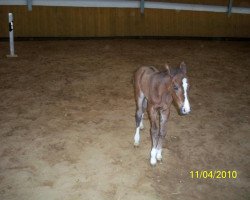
(27, 0), (33, 11)
(228, 0), (233, 16)
(140, 0), (145, 14)
(7, 13), (18, 57)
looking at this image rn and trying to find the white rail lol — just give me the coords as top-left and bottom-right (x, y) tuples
(0, 0), (250, 14)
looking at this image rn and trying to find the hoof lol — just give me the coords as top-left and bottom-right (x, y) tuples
(140, 125), (144, 130)
(156, 155), (162, 162)
(157, 158), (163, 165)
(134, 142), (139, 147)
(156, 149), (162, 161)
(150, 158), (157, 166)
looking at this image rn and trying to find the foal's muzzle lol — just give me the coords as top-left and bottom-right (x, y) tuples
(180, 106), (191, 115)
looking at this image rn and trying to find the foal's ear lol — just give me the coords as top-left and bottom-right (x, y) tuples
(165, 64), (171, 75)
(180, 62), (187, 74)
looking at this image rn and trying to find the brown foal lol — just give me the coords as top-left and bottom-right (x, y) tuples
(133, 62), (191, 165)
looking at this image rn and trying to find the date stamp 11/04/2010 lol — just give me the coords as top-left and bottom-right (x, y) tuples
(190, 170), (238, 179)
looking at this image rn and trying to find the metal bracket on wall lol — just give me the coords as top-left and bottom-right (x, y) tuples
(140, 0), (144, 14)
(27, 0), (32, 11)
(228, 0), (233, 16)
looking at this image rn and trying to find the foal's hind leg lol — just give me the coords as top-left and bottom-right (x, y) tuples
(139, 98), (147, 130)
(134, 92), (147, 146)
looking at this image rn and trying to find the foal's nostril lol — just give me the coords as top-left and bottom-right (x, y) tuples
(180, 107), (185, 115)
(182, 107), (186, 113)
(180, 107), (190, 115)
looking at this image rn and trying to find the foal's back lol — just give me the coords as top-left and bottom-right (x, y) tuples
(134, 66), (159, 98)
(134, 66), (172, 105)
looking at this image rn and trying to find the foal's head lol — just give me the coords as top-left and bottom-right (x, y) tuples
(169, 62), (191, 115)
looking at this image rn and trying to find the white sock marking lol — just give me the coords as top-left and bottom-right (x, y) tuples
(140, 114), (144, 129)
(156, 149), (162, 161)
(150, 148), (157, 165)
(134, 127), (140, 146)
(182, 78), (191, 113)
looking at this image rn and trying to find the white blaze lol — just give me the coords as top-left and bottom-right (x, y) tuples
(182, 78), (191, 113)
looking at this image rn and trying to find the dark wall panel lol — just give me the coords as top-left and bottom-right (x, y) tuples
(0, 5), (249, 38)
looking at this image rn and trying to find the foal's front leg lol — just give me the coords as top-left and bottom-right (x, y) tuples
(156, 109), (170, 162)
(148, 106), (159, 166)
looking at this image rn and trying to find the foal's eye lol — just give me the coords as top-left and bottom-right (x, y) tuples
(173, 85), (178, 91)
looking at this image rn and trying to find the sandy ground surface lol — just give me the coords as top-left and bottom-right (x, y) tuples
(0, 39), (249, 200)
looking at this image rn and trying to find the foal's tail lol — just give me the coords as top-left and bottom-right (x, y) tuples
(131, 67), (141, 85)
